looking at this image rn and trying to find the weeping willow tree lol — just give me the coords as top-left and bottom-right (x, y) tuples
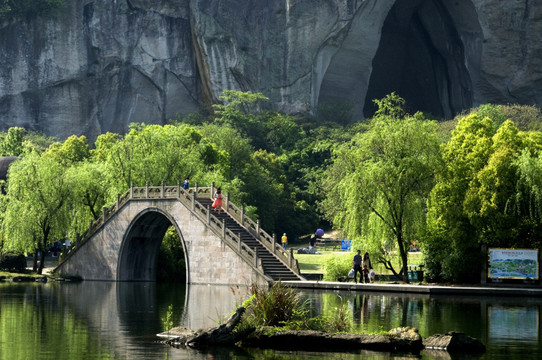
(360, 197), (426, 277)
(322, 94), (442, 282)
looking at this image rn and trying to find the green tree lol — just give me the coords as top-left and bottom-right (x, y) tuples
(323, 95), (441, 282)
(0, 127), (26, 156)
(66, 161), (113, 234)
(44, 135), (91, 166)
(212, 90), (269, 149)
(1, 154), (71, 273)
(425, 113), (495, 282)
(425, 108), (542, 282)
(98, 123), (227, 192)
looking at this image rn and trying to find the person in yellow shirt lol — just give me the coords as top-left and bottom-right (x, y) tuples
(281, 233), (287, 249)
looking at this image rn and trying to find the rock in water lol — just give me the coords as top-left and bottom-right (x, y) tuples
(185, 306), (254, 349)
(423, 331), (486, 353)
(387, 327), (424, 353)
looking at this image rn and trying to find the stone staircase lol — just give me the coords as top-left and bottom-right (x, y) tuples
(197, 197), (302, 281)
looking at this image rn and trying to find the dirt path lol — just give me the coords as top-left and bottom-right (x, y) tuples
(26, 256), (59, 275)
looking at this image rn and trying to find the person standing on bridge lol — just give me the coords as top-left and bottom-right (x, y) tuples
(212, 187), (223, 214)
(281, 233), (288, 249)
(183, 177), (189, 190)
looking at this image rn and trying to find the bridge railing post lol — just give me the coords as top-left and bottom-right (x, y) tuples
(211, 182), (215, 200)
(177, 180), (181, 197)
(222, 219), (226, 238)
(272, 233), (276, 254)
(116, 193), (120, 210)
(161, 181), (165, 198)
(130, 183), (134, 198)
(254, 248), (258, 268)
(289, 248), (294, 269)
(225, 192), (230, 215)
(256, 219), (261, 240)
(207, 206), (211, 224)
(194, 182), (198, 198)
(192, 193), (195, 210)
(238, 233), (242, 253)
(241, 206), (245, 225)
(102, 206), (107, 222)
(145, 181), (149, 198)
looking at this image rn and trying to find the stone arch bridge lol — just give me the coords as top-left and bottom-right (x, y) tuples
(54, 184), (303, 285)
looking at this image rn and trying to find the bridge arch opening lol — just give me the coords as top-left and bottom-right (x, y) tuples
(117, 209), (187, 282)
(363, 0), (480, 119)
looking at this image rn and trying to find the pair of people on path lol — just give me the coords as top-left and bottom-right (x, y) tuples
(352, 250), (373, 284)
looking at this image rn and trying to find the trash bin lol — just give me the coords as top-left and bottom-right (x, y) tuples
(408, 270), (418, 281)
(416, 270), (424, 282)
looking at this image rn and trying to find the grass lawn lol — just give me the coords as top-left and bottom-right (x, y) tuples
(295, 251), (350, 273)
(294, 249), (424, 275)
(0, 270), (46, 279)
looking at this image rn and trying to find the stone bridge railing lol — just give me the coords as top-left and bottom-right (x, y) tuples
(59, 182), (300, 277)
(210, 184), (301, 275)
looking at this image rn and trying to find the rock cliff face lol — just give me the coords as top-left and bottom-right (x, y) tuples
(1, 0), (541, 140)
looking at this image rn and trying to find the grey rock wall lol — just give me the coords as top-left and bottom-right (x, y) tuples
(1, 0), (541, 140)
(0, 0), (199, 141)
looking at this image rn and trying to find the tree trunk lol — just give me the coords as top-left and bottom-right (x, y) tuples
(37, 226), (51, 275)
(396, 230), (409, 283)
(32, 252), (38, 272)
(37, 245), (46, 274)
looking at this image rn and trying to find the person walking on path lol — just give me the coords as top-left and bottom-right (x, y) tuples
(353, 250), (363, 283)
(183, 177), (190, 190)
(212, 187), (223, 214)
(281, 233), (288, 249)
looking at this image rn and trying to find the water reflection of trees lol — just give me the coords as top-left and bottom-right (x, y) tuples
(300, 291), (488, 337)
(300, 289), (542, 352)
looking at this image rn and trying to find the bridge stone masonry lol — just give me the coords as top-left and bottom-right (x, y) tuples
(54, 183), (303, 285)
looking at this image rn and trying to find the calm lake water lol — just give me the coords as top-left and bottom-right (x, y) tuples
(0, 281), (540, 359)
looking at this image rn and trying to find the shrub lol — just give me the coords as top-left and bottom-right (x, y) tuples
(0, 252), (27, 272)
(323, 254), (352, 281)
(242, 282), (353, 333)
(245, 281), (301, 327)
(323, 296), (351, 332)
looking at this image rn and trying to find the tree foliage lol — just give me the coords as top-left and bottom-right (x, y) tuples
(322, 95), (441, 281)
(1, 154), (72, 273)
(425, 106), (542, 282)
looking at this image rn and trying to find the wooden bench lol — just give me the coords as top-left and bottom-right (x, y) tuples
(315, 239), (343, 250)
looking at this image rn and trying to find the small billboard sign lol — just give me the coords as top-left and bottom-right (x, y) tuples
(488, 248), (539, 280)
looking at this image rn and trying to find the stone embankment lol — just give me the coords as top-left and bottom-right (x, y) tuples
(158, 306), (485, 355)
(0, 274), (47, 282)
